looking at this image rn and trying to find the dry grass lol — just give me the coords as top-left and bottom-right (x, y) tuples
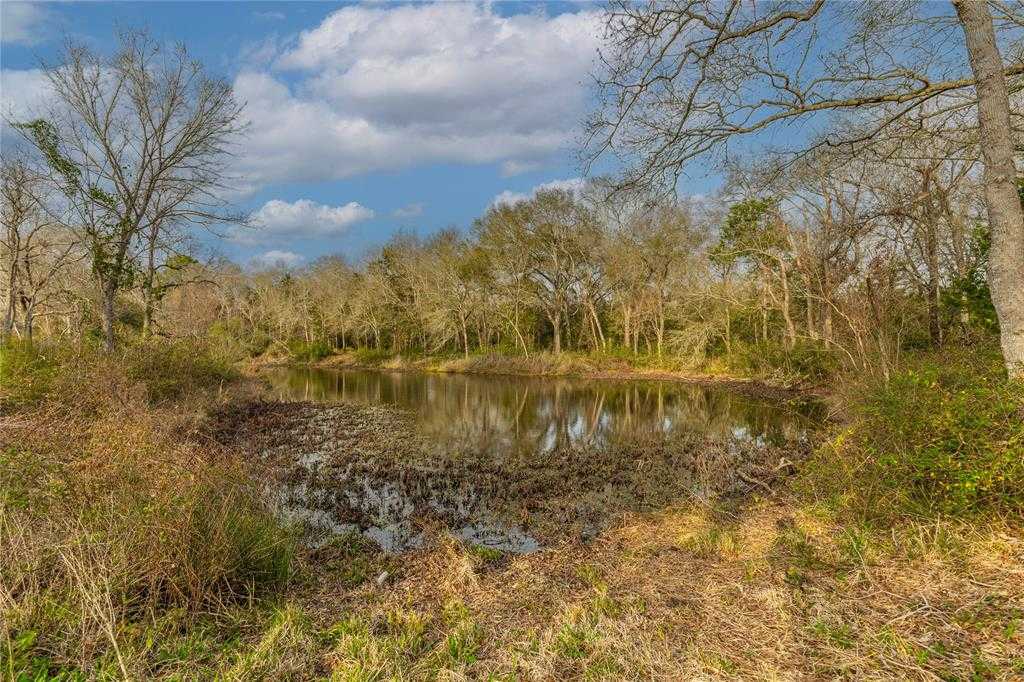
(269, 497), (1021, 680)
(0, 342), (293, 679)
(3, 341), (1022, 679)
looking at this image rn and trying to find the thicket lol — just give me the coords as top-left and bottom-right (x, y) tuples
(801, 344), (1024, 521)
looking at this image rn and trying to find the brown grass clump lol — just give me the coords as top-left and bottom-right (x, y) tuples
(0, 341), (292, 679)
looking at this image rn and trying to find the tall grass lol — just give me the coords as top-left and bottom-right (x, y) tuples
(0, 339), (293, 678)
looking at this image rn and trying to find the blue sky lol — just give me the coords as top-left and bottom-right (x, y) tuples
(2, 1), (725, 268)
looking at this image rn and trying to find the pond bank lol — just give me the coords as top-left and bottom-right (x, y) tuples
(251, 349), (818, 401)
(207, 396), (1022, 679)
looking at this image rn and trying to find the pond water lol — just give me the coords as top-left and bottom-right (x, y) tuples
(260, 367), (823, 553)
(265, 366), (821, 455)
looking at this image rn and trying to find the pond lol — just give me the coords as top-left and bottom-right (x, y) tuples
(255, 367), (824, 553)
(264, 366), (821, 455)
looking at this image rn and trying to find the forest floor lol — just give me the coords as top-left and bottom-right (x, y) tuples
(3, 341), (1023, 680)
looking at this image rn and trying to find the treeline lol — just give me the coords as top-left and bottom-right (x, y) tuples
(207, 153), (1001, 379)
(4, 152), (1007, 381)
(0, 29), (1014, 382)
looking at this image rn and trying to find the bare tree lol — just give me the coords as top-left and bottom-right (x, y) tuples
(1, 156), (79, 342)
(588, 0), (1024, 377)
(18, 30), (245, 350)
(479, 190), (596, 354)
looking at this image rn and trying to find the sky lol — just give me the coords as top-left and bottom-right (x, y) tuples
(1, 0), (723, 268)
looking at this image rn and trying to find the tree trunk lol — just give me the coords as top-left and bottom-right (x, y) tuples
(142, 293), (155, 338)
(778, 262), (796, 350)
(955, 0), (1024, 379)
(512, 318), (528, 356)
(141, 226), (158, 339)
(723, 309), (732, 355)
(21, 299), (34, 342)
(2, 266), (16, 341)
(551, 310), (562, 354)
(760, 288), (769, 343)
(926, 231), (942, 348)
(919, 170), (944, 348)
(621, 303), (631, 350)
(101, 280), (117, 352)
(587, 301), (605, 350)
(655, 296), (666, 358)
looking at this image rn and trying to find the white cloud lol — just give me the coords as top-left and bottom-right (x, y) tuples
(236, 198), (374, 244)
(234, 4), (602, 189)
(0, 69), (53, 121)
(237, 36), (285, 68)
(252, 250), (304, 268)
(491, 177), (588, 208)
(500, 160), (545, 177)
(1, 3), (51, 45)
(392, 202), (424, 219)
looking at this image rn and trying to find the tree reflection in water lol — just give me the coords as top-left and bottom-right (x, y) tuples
(265, 367), (820, 460)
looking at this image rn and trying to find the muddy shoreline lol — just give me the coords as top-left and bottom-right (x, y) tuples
(214, 398), (810, 553)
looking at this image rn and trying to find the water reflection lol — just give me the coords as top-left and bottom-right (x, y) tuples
(264, 367), (820, 458)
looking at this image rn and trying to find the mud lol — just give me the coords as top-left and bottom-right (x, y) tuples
(214, 400), (810, 553)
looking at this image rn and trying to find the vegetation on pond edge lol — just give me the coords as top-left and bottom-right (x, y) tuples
(1, 339), (1022, 679)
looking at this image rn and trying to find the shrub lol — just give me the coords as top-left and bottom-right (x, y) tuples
(207, 319), (271, 361)
(729, 339), (840, 382)
(0, 340), (57, 408)
(1, 338), (238, 412)
(286, 339), (332, 362)
(352, 347), (392, 365)
(801, 346), (1024, 518)
(121, 339), (237, 402)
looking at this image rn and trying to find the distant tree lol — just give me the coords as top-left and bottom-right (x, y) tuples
(712, 198), (800, 350)
(1, 156), (79, 342)
(616, 202), (701, 356)
(479, 190), (596, 354)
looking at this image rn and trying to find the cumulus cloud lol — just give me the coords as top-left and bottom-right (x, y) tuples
(491, 177), (588, 208)
(1, 3), (52, 45)
(234, 3), (601, 189)
(252, 250), (304, 268)
(392, 202), (425, 219)
(233, 198), (375, 245)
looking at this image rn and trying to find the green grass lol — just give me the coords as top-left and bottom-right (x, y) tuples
(324, 601), (483, 678)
